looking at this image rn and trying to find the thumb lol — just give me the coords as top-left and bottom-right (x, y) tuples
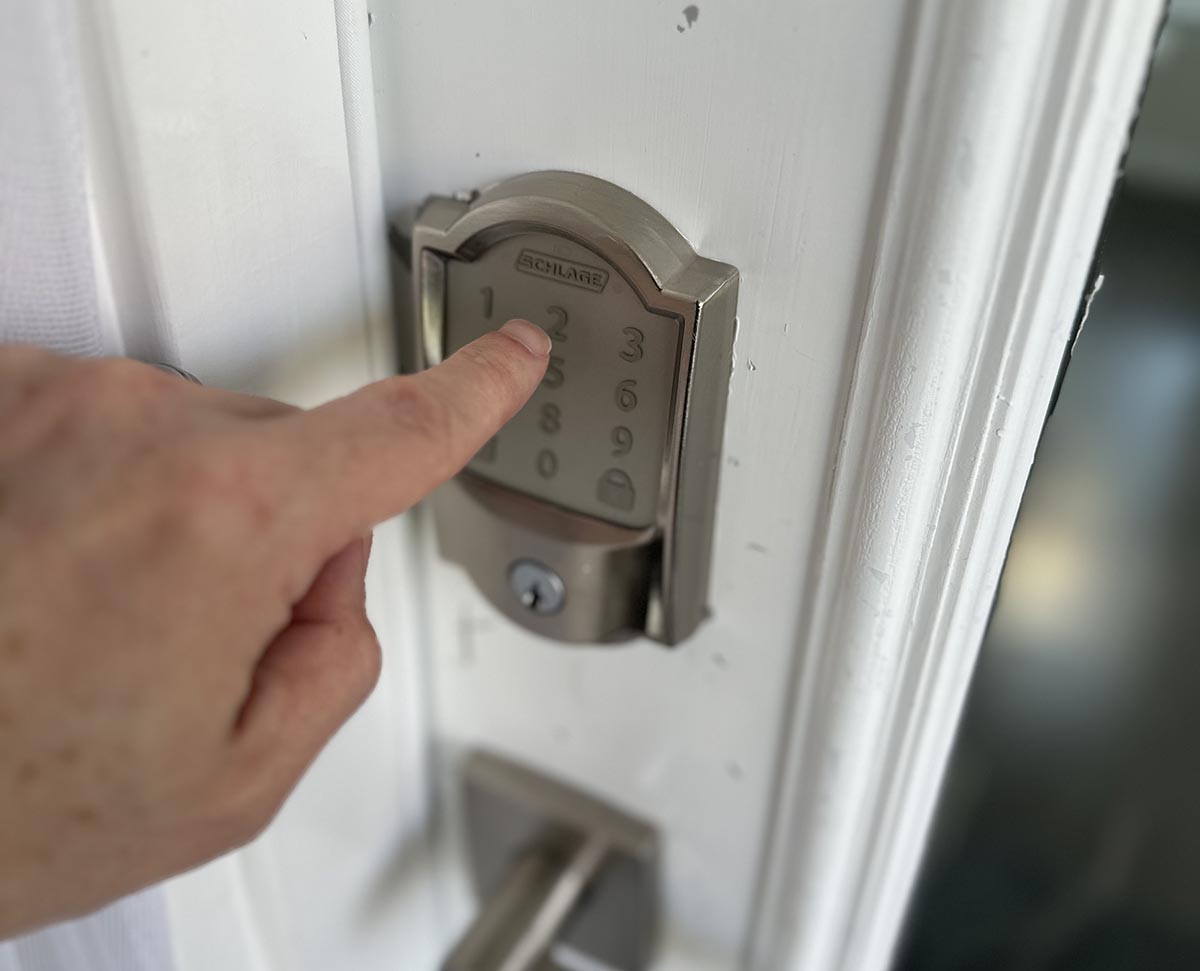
(229, 535), (380, 809)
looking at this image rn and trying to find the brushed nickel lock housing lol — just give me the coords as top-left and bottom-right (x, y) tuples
(408, 171), (738, 645)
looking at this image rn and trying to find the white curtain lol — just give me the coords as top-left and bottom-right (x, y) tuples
(0, 0), (174, 967)
(0, 894), (174, 971)
(0, 0), (103, 353)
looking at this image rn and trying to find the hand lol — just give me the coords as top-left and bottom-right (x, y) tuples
(0, 320), (550, 937)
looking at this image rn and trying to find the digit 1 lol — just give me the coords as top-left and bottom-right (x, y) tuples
(481, 286), (494, 320)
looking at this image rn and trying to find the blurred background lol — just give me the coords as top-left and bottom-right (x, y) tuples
(896, 4), (1200, 970)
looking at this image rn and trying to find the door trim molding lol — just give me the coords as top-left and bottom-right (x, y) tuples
(747, 2), (1161, 968)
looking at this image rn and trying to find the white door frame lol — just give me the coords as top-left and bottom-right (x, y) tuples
(748, 3), (1161, 969)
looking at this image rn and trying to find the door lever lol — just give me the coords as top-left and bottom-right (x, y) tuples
(441, 753), (659, 971)
(441, 835), (607, 971)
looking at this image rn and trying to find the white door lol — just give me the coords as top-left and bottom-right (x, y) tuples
(67, 0), (1162, 968)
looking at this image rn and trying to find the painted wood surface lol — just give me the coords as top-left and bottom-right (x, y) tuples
(369, 0), (908, 965)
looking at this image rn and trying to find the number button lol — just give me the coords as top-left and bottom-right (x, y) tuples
(537, 449), (558, 479)
(597, 469), (636, 511)
(543, 355), (565, 389)
(620, 326), (644, 363)
(547, 306), (568, 342)
(615, 379), (638, 412)
(540, 403), (561, 434)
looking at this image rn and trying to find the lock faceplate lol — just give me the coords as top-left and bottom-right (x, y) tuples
(445, 230), (678, 530)
(410, 171), (738, 645)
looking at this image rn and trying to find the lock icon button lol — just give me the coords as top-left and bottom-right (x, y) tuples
(597, 468), (636, 512)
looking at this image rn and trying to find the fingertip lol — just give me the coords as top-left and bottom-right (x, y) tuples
(498, 318), (552, 357)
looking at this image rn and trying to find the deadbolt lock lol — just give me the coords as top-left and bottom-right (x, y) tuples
(408, 171), (738, 645)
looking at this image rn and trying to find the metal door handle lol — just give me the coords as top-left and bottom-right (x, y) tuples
(441, 835), (608, 971)
(440, 753), (659, 971)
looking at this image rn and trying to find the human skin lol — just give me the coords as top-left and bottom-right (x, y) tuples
(0, 319), (550, 938)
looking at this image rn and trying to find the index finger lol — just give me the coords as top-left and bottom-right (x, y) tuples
(280, 318), (549, 547)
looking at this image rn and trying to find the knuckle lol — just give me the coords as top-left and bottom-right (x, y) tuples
(0, 344), (57, 384)
(376, 380), (457, 464)
(157, 446), (275, 540)
(33, 358), (173, 429)
(349, 619), (383, 693)
(64, 357), (157, 399)
(28, 358), (99, 413)
(4, 360), (113, 445)
(458, 337), (529, 406)
(323, 616), (382, 704)
(161, 455), (225, 519)
(222, 786), (285, 848)
(3, 358), (191, 460)
(0, 349), (62, 436)
(206, 755), (291, 848)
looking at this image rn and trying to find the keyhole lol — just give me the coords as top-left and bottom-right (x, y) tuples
(508, 560), (566, 615)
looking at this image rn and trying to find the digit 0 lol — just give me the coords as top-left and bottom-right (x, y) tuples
(537, 449), (558, 479)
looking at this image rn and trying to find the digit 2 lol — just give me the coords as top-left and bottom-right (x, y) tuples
(547, 306), (568, 342)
